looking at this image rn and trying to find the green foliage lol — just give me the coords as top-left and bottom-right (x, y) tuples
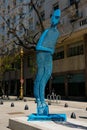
(0, 53), (21, 76)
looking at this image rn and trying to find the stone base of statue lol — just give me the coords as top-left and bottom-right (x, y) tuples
(28, 113), (66, 121)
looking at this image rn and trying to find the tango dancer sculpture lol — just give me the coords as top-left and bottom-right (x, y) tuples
(28, 8), (66, 121)
(34, 9), (61, 115)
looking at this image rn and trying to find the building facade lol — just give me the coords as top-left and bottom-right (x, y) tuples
(53, 0), (87, 100)
(0, 0), (87, 100)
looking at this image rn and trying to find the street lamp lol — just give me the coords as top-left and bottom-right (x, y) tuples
(19, 47), (24, 99)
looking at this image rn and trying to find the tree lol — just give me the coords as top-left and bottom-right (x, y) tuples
(0, 0), (81, 51)
(0, 48), (21, 98)
(0, 0), (45, 97)
(0, 0), (45, 51)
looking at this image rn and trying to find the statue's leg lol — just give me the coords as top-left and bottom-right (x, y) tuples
(34, 52), (44, 103)
(39, 53), (52, 103)
(34, 67), (44, 102)
(38, 53), (52, 115)
(34, 52), (47, 115)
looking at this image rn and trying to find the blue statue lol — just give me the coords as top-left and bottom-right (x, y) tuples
(34, 9), (61, 115)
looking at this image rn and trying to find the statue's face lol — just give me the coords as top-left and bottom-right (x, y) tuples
(51, 9), (61, 26)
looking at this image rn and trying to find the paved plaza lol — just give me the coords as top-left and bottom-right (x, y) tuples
(0, 97), (87, 130)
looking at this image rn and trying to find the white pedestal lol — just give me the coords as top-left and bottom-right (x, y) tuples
(9, 116), (87, 130)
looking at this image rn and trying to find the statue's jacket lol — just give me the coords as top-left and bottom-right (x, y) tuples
(36, 27), (59, 55)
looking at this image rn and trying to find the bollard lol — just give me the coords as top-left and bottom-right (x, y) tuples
(48, 101), (51, 105)
(11, 103), (14, 107)
(71, 112), (76, 119)
(24, 99), (27, 102)
(0, 100), (3, 105)
(24, 104), (29, 110)
(64, 103), (68, 107)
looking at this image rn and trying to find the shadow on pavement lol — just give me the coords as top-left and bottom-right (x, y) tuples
(54, 121), (87, 130)
(79, 116), (87, 119)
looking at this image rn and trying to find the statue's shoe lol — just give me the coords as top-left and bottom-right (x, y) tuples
(42, 103), (49, 115)
(37, 102), (49, 115)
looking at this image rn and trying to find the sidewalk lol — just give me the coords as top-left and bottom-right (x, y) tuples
(0, 97), (87, 130)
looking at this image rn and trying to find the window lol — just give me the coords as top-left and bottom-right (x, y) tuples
(13, 0), (16, 7)
(68, 82), (85, 96)
(52, 76), (65, 96)
(7, 19), (10, 27)
(13, 16), (16, 23)
(19, 7), (23, 15)
(67, 44), (84, 57)
(2, 23), (5, 31)
(80, 18), (87, 26)
(3, 0), (6, 6)
(53, 51), (64, 60)
(8, 5), (10, 13)
(53, 47), (64, 60)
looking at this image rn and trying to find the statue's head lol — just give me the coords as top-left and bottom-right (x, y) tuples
(51, 9), (61, 27)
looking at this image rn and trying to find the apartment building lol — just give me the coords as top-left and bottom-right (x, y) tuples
(53, 0), (87, 100)
(0, 0), (87, 100)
